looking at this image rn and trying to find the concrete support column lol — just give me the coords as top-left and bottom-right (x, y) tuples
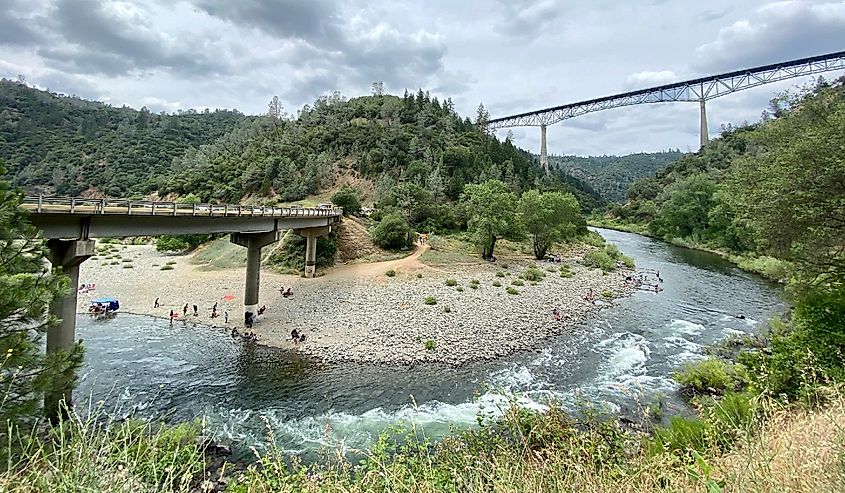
(539, 124), (548, 173)
(699, 98), (709, 150)
(293, 226), (332, 279)
(305, 235), (317, 278)
(231, 231), (280, 326)
(45, 239), (94, 419)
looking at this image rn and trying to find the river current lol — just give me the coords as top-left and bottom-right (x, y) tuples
(76, 228), (785, 458)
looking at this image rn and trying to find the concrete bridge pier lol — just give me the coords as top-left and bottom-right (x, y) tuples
(699, 98), (709, 149)
(294, 226), (332, 278)
(231, 231), (280, 325)
(45, 239), (94, 419)
(539, 124), (549, 173)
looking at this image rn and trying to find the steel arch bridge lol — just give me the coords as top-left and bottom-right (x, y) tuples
(486, 50), (845, 168)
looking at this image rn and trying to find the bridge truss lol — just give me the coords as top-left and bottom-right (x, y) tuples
(487, 50), (845, 130)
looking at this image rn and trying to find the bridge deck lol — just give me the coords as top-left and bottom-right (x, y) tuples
(21, 196), (343, 218)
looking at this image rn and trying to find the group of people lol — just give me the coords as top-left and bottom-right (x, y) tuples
(89, 303), (110, 315)
(289, 328), (307, 343)
(279, 287), (294, 297)
(624, 269), (664, 293)
(78, 283), (96, 293)
(164, 300), (229, 325)
(551, 307), (562, 321)
(416, 233), (429, 245)
(231, 327), (259, 343)
(546, 253), (563, 263)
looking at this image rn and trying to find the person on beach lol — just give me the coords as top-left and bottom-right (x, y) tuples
(193, 304), (198, 317)
(258, 305), (267, 316)
(183, 303), (188, 317)
(154, 297), (160, 308)
(283, 288), (293, 297)
(231, 327), (239, 337)
(552, 308), (561, 321)
(169, 309), (175, 325)
(583, 288), (594, 301)
(224, 311), (229, 324)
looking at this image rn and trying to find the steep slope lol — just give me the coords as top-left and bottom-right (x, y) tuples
(0, 79), (252, 196)
(550, 151), (683, 202)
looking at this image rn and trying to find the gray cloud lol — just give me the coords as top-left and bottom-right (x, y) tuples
(0, 0), (46, 46)
(694, 1), (845, 72)
(492, 0), (566, 38)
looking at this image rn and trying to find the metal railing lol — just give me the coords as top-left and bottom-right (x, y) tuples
(21, 195), (344, 219)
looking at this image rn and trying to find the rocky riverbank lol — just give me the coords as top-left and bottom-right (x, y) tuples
(77, 243), (635, 366)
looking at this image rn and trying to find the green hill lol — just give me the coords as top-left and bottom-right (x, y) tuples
(549, 151), (684, 202)
(0, 79), (252, 197)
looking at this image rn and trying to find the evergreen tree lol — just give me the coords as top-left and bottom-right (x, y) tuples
(0, 163), (83, 423)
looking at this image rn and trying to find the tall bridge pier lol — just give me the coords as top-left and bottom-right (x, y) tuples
(539, 124), (548, 172)
(45, 239), (94, 418)
(699, 98), (708, 149)
(231, 231), (281, 324)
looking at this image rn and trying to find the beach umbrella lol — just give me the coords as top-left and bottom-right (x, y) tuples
(223, 294), (236, 301)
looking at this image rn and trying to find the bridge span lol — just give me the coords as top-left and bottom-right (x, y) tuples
(488, 50), (845, 170)
(22, 196), (343, 417)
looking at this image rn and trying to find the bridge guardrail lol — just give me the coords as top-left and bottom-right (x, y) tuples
(21, 196), (344, 219)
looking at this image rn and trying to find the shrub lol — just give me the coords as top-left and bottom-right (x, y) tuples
(372, 213), (412, 250)
(122, 264), (133, 269)
(445, 278), (458, 287)
(601, 290), (613, 298)
(109, 261), (120, 265)
(416, 273), (422, 278)
(121, 258), (132, 263)
(443, 306), (451, 313)
(469, 284), (478, 289)
(560, 265), (574, 278)
(620, 254), (635, 269)
(511, 279), (524, 287)
(456, 286), (464, 292)
(522, 267), (545, 282)
(159, 265), (174, 271)
(584, 249), (615, 271)
(492, 280), (502, 287)
(673, 358), (748, 396)
(605, 243), (620, 259)
(506, 287), (519, 295)
(470, 278), (480, 285)
(582, 231), (606, 247)
(424, 339), (437, 351)
(649, 416), (711, 457)
(267, 230), (337, 271)
(424, 296), (437, 305)
(330, 185), (362, 216)
(156, 234), (210, 252)
(501, 263), (509, 269)
(165, 260), (177, 265)
(495, 271), (505, 278)
(385, 269), (396, 277)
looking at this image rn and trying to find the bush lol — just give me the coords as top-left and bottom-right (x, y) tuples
(605, 243), (620, 259)
(443, 306), (451, 313)
(492, 280), (502, 287)
(649, 416), (711, 457)
(156, 234), (210, 252)
(385, 269), (396, 277)
(372, 213), (412, 250)
(424, 339), (437, 351)
(470, 278), (480, 285)
(511, 279), (524, 287)
(160, 265), (174, 271)
(331, 185), (362, 216)
(522, 267), (545, 282)
(456, 286), (464, 292)
(469, 284), (478, 289)
(496, 271), (505, 277)
(559, 265), (574, 278)
(673, 358), (747, 396)
(445, 278), (458, 287)
(267, 231), (337, 271)
(506, 287), (519, 295)
(583, 249), (615, 272)
(416, 273), (422, 278)
(424, 296), (437, 305)
(501, 263), (509, 269)
(620, 254), (635, 269)
(601, 290), (613, 298)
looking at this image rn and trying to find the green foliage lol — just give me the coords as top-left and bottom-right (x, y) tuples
(443, 306), (451, 313)
(506, 286), (519, 295)
(424, 339), (437, 351)
(559, 265), (573, 278)
(1, 80), (250, 197)
(511, 279), (524, 287)
(0, 164), (83, 423)
(460, 180), (523, 258)
(601, 290), (613, 298)
(372, 212), (412, 250)
(424, 296), (437, 305)
(519, 189), (584, 259)
(731, 255), (791, 283)
(155, 234), (210, 253)
(492, 280), (502, 287)
(331, 185), (362, 216)
(385, 269), (396, 277)
(673, 358), (748, 396)
(159, 265), (173, 271)
(522, 267), (546, 282)
(267, 231), (337, 271)
(583, 249), (615, 272)
(495, 271), (505, 277)
(456, 286), (464, 292)
(445, 278), (457, 286)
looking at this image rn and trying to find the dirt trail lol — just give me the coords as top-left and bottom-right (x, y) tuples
(321, 244), (429, 280)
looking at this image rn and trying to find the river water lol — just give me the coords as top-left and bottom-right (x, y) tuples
(76, 228), (785, 458)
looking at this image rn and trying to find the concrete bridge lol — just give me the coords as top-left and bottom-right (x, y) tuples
(21, 195), (342, 416)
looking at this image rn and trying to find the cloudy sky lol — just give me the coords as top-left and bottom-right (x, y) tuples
(2, 0), (844, 156)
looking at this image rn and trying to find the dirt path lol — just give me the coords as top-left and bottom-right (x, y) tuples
(320, 244), (430, 280)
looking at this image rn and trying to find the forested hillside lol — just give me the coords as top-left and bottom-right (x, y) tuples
(0, 79), (252, 197)
(600, 76), (844, 286)
(550, 151), (683, 202)
(164, 91), (603, 211)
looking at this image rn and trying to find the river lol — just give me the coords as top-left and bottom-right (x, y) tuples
(75, 228), (786, 458)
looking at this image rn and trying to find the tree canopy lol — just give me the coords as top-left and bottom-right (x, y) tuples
(519, 190), (584, 260)
(461, 180), (522, 258)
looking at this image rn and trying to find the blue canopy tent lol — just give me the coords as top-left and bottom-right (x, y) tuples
(90, 298), (120, 311)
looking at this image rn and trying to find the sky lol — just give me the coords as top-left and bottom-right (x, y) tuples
(1, 0), (843, 156)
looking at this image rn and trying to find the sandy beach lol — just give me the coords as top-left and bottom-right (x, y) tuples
(77, 242), (635, 365)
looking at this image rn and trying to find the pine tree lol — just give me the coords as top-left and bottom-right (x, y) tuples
(0, 163), (84, 424)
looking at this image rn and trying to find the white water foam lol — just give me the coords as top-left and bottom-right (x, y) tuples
(667, 319), (705, 336)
